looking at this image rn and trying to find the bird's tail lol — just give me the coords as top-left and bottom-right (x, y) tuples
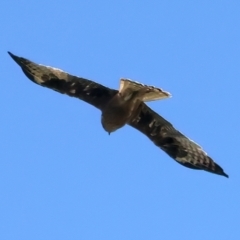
(119, 78), (171, 102)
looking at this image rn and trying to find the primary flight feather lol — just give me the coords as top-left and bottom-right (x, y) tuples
(8, 52), (228, 178)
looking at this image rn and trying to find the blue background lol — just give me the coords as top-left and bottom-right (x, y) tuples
(1, 1), (239, 239)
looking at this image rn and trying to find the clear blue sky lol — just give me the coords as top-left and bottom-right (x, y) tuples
(1, 1), (240, 239)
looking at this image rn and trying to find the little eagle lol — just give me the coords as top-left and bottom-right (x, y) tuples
(8, 52), (228, 178)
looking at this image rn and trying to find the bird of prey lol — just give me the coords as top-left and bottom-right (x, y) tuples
(8, 52), (228, 178)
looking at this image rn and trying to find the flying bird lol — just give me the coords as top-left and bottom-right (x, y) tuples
(8, 52), (228, 178)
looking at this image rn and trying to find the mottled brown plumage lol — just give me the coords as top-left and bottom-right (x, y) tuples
(8, 52), (229, 178)
(101, 79), (170, 133)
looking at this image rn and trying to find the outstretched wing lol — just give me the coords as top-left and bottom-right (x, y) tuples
(8, 52), (117, 110)
(129, 103), (229, 178)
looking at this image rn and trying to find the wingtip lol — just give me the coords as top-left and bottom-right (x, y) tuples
(214, 162), (229, 178)
(8, 51), (14, 57)
(216, 166), (229, 178)
(222, 172), (229, 178)
(8, 51), (19, 63)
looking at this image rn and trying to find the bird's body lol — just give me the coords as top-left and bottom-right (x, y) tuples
(101, 92), (134, 133)
(101, 79), (170, 133)
(8, 52), (229, 178)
